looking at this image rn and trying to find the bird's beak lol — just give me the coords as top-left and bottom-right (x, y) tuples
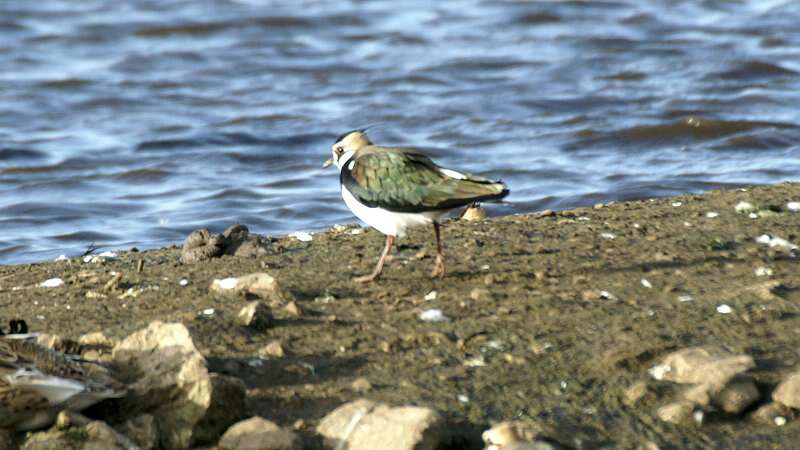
(323, 157), (333, 168)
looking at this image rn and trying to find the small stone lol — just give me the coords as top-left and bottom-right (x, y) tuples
(212, 277), (239, 290)
(714, 377), (761, 414)
(716, 304), (733, 314)
(424, 290), (437, 301)
(55, 411), (91, 430)
(284, 301), (302, 317)
(755, 266), (774, 277)
(218, 416), (300, 450)
(461, 205), (487, 221)
(260, 340), (286, 358)
(238, 301), (273, 331)
(735, 201), (755, 213)
(641, 278), (652, 289)
(482, 421), (548, 450)
(787, 201), (800, 211)
(79, 331), (116, 348)
(117, 414), (158, 450)
(351, 377), (372, 393)
(419, 309), (449, 322)
(706, 212), (719, 218)
(470, 288), (492, 301)
(288, 231), (313, 242)
(657, 400), (695, 424)
(650, 347), (754, 385)
(774, 371), (800, 409)
(623, 381), (649, 407)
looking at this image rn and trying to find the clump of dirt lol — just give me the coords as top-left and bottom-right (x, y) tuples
(2, 183), (800, 449)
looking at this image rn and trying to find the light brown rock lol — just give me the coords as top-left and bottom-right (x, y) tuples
(482, 421), (544, 450)
(218, 416), (300, 450)
(773, 371), (800, 409)
(238, 301), (274, 331)
(112, 321), (245, 449)
(23, 419), (138, 450)
(654, 347), (754, 386)
(752, 402), (794, 425)
(714, 377), (760, 414)
(260, 340), (286, 358)
(317, 399), (444, 450)
(622, 381), (649, 407)
(461, 205), (487, 221)
(656, 400), (695, 424)
(351, 377), (372, 393)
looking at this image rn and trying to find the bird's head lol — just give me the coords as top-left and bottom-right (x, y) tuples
(323, 129), (372, 169)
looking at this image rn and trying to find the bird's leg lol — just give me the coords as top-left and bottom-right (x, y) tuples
(431, 222), (445, 278)
(354, 235), (394, 283)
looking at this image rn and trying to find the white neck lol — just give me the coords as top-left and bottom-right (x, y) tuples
(336, 150), (357, 170)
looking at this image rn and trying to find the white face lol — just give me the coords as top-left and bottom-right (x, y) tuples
(325, 130), (370, 169)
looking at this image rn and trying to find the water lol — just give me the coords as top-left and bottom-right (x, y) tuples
(1, 0), (799, 263)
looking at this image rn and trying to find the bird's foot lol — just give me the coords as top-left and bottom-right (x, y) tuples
(430, 255), (445, 278)
(353, 272), (381, 283)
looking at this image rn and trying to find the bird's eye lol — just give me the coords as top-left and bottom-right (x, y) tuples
(336, 146), (344, 155)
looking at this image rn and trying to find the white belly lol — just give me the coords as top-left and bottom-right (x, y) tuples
(342, 186), (445, 237)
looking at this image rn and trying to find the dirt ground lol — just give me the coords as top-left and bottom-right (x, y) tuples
(2, 183), (800, 449)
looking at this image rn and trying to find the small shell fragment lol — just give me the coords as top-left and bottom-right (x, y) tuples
(716, 304), (733, 314)
(419, 309), (449, 322)
(213, 277), (239, 290)
(641, 279), (652, 289)
(40, 278), (64, 288)
(706, 212), (719, 218)
(288, 231), (313, 242)
(424, 290), (437, 301)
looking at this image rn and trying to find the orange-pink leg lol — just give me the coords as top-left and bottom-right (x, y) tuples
(354, 235), (394, 283)
(431, 222), (445, 278)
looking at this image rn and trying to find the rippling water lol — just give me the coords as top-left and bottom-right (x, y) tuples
(2, 0), (799, 263)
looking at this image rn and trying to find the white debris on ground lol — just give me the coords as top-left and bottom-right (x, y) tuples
(54, 254), (68, 261)
(457, 394), (469, 403)
(786, 201), (800, 211)
(349, 228), (363, 235)
(424, 290), (437, 301)
(419, 309), (449, 322)
(678, 295), (694, 302)
(288, 231), (313, 242)
(201, 308), (215, 316)
(734, 201), (755, 213)
(716, 304), (733, 314)
(212, 277), (239, 290)
(755, 234), (798, 252)
(599, 290), (616, 300)
(705, 212), (719, 218)
(754, 267), (773, 277)
(40, 278), (64, 288)
(601, 232), (615, 239)
(179, 279), (189, 286)
(672, 202), (682, 207)
(641, 279), (652, 289)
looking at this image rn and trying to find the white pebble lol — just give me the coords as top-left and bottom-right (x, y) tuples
(36, 315), (45, 320)
(734, 201), (754, 213)
(289, 231), (313, 242)
(649, 363), (671, 380)
(40, 278), (64, 288)
(349, 228), (363, 235)
(683, 221), (692, 227)
(424, 290), (437, 301)
(756, 234), (798, 251)
(716, 304), (733, 314)
(247, 358), (265, 368)
(599, 290), (615, 300)
(213, 277), (239, 289)
(775, 416), (787, 426)
(749, 212), (758, 219)
(54, 254), (68, 262)
(457, 394), (469, 403)
(179, 279), (189, 286)
(577, 216), (590, 222)
(419, 309), (449, 322)
(678, 295), (694, 302)
(641, 278), (652, 289)
(787, 202), (800, 211)
(754, 267), (773, 277)
(463, 356), (486, 367)
(633, 223), (640, 229)
(672, 202), (682, 207)
(481, 264), (490, 271)
(706, 212), (719, 218)
(97, 251), (118, 258)
(601, 232), (615, 239)
(560, 381), (568, 390)
(693, 410), (704, 424)
(202, 308), (215, 316)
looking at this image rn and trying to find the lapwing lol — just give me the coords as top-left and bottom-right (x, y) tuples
(324, 129), (509, 282)
(0, 320), (125, 431)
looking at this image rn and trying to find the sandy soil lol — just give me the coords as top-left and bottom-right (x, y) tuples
(2, 183), (800, 449)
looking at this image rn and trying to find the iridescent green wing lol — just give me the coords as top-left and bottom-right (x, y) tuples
(341, 147), (508, 212)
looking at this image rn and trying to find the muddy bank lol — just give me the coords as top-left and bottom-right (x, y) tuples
(2, 183), (800, 449)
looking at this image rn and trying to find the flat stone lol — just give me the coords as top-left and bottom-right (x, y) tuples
(23, 419), (138, 450)
(260, 340), (286, 358)
(218, 417), (300, 450)
(317, 399), (444, 450)
(650, 347), (754, 387)
(623, 381), (649, 407)
(656, 400), (695, 424)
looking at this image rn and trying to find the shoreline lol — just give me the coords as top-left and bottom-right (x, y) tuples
(2, 182), (800, 449)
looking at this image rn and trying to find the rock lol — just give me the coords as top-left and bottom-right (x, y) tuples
(218, 416), (300, 450)
(461, 205), (487, 221)
(351, 377), (372, 393)
(285, 301), (302, 317)
(317, 399), (444, 450)
(212, 273), (292, 302)
(482, 421), (542, 450)
(714, 377), (760, 414)
(649, 347), (754, 386)
(79, 332), (117, 348)
(656, 400), (695, 424)
(773, 371), (800, 409)
(23, 419), (138, 450)
(112, 321), (245, 449)
(469, 288), (493, 302)
(752, 402), (794, 425)
(238, 301), (274, 331)
(117, 414), (158, 450)
(623, 381), (649, 407)
(260, 340), (286, 358)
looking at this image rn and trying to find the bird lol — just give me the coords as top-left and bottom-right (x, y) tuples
(324, 129), (509, 282)
(0, 320), (125, 431)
